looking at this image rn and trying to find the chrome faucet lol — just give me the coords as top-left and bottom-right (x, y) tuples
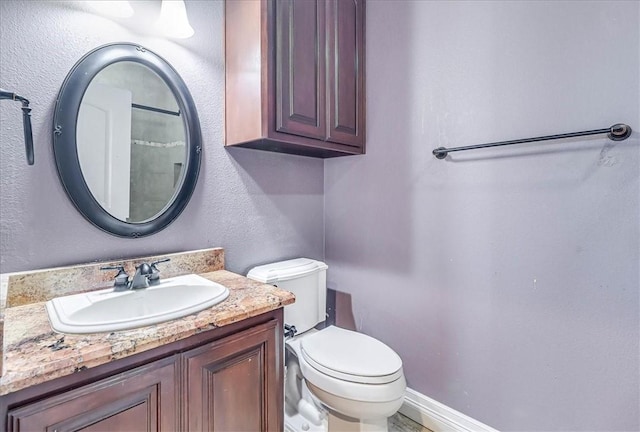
(101, 258), (171, 291)
(129, 263), (152, 289)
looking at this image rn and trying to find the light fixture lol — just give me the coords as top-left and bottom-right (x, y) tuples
(86, 0), (134, 18)
(157, 0), (195, 39)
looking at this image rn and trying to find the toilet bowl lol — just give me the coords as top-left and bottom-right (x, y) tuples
(247, 258), (407, 432)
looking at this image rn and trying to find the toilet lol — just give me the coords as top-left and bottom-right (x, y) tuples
(247, 258), (406, 432)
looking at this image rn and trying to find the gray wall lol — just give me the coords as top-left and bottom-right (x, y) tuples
(0, 0), (324, 274)
(325, 1), (639, 431)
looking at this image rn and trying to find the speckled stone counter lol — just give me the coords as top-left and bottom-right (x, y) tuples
(0, 250), (295, 396)
(4, 248), (226, 308)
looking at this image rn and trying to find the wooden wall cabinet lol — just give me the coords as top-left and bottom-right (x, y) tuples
(225, 0), (366, 158)
(3, 311), (283, 432)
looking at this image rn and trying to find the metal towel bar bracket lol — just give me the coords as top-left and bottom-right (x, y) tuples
(0, 89), (34, 165)
(432, 123), (632, 160)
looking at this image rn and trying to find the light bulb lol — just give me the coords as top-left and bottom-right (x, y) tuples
(157, 0), (195, 39)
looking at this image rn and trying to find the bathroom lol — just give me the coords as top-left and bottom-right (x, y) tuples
(0, 0), (638, 431)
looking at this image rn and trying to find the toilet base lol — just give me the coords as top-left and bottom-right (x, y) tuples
(306, 381), (402, 425)
(284, 379), (391, 432)
(328, 412), (388, 432)
(285, 407), (327, 432)
(285, 405), (388, 432)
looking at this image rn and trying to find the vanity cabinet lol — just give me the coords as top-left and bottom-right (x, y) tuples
(2, 311), (283, 432)
(225, 0), (366, 158)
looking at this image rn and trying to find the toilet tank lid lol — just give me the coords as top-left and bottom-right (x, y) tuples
(246, 258), (328, 284)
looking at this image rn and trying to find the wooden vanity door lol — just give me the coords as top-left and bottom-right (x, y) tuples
(6, 356), (179, 432)
(182, 319), (282, 432)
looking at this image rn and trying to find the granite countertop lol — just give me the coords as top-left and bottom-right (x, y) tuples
(0, 270), (294, 396)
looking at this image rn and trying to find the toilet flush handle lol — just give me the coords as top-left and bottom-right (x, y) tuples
(284, 324), (297, 339)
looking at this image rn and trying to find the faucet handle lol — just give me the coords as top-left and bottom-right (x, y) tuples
(151, 258), (171, 267)
(100, 265), (129, 289)
(148, 258), (170, 286)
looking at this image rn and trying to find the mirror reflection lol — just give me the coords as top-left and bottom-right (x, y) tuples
(77, 61), (186, 223)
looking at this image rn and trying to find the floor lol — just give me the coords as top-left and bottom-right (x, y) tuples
(388, 413), (432, 432)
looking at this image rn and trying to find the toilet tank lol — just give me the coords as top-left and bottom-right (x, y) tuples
(247, 258), (328, 334)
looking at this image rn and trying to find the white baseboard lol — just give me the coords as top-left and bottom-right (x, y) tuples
(399, 388), (499, 432)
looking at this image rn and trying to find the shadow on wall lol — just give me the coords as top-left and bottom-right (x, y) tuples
(326, 288), (357, 331)
(323, 3), (414, 277)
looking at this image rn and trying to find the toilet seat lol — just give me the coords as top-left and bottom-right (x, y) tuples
(300, 326), (403, 384)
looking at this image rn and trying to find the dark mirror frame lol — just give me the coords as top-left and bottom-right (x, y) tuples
(53, 43), (202, 238)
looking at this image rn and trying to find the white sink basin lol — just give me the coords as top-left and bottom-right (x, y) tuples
(46, 274), (229, 334)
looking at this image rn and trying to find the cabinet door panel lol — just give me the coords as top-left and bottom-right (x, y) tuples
(326, 0), (365, 147)
(79, 400), (148, 432)
(7, 356), (178, 432)
(276, 0), (326, 140)
(183, 319), (280, 432)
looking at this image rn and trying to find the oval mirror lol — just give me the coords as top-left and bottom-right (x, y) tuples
(53, 43), (202, 238)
